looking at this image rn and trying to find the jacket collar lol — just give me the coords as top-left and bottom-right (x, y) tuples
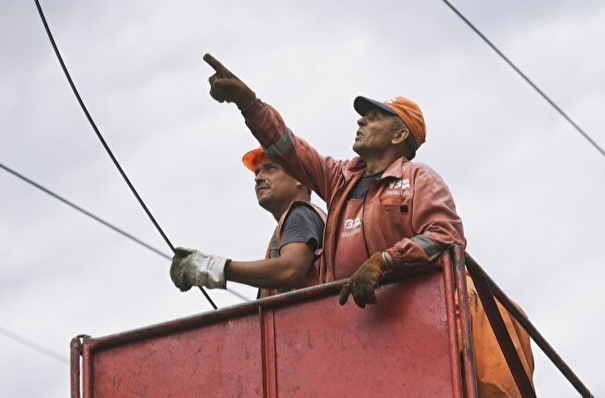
(343, 156), (409, 181)
(381, 156), (409, 179)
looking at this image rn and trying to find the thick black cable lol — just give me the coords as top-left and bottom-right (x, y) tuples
(442, 0), (605, 160)
(33, 1), (174, 255)
(33, 0), (217, 309)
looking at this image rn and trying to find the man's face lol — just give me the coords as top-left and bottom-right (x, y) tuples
(353, 108), (397, 156)
(254, 160), (301, 211)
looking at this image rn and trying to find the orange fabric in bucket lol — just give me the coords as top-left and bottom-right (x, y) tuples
(458, 275), (535, 397)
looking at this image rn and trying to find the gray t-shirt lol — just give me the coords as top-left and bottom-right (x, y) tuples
(259, 205), (325, 298)
(268, 205), (324, 258)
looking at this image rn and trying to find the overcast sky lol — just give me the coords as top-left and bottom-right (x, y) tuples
(1, 1), (604, 396)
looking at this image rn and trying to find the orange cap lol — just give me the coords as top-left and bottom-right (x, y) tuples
(354, 96), (426, 147)
(242, 147), (269, 172)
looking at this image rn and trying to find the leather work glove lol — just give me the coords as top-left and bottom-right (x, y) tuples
(203, 53), (256, 111)
(170, 247), (229, 291)
(339, 252), (392, 308)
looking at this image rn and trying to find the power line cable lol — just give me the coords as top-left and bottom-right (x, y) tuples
(0, 325), (69, 365)
(441, 0), (605, 160)
(0, 161), (250, 303)
(1, 161), (170, 260)
(32, 0), (218, 308)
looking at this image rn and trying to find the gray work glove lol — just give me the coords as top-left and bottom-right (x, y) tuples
(170, 247), (228, 291)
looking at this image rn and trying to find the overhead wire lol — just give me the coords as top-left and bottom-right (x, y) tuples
(32, 0), (218, 309)
(441, 0), (605, 160)
(1, 161), (171, 260)
(0, 325), (69, 365)
(0, 161), (251, 303)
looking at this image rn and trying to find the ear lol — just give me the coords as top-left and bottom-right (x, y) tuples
(391, 129), (409, 146)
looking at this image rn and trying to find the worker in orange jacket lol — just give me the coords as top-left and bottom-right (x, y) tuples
(201, 53), (534, 396)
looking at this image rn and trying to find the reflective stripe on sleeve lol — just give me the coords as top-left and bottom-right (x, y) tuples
(264, 128), (294, 157)
(411, 234), (440, 260)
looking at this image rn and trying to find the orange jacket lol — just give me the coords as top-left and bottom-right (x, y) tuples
(245, 100), (466, 282)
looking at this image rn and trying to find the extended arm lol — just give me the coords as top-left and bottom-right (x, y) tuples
(170, 242), (315, 292)
(225, 242), (315, 289)
(202, 53), (344, 203)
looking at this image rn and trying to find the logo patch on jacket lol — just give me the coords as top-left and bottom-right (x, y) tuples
(386, 178), (410, 197)
(341, 217), (362, 237)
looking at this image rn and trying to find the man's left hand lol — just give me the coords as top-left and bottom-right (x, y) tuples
(339, 252), (389, 308)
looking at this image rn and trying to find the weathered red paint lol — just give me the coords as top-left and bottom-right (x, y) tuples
(453, 246), (478, 396)
(71, 255), (468, 397)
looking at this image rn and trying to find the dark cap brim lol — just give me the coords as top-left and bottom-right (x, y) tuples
(354, 96), (397, 117)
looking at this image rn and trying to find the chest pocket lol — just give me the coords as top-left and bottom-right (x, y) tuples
(379, 196), (410, 214)
(378, 195), (413, 246)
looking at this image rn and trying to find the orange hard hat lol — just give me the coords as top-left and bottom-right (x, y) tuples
(242, 147), (269, 172)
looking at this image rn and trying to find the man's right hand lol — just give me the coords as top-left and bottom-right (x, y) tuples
(203, 53), (256, 111)
(170, 247), (228, 291)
